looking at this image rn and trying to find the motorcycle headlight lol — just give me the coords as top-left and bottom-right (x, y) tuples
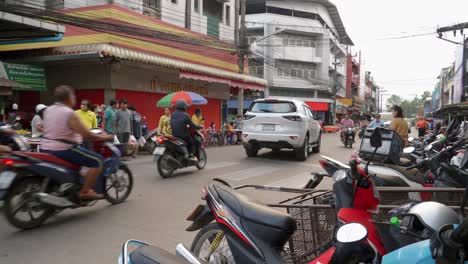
(332, 170), (347, 182)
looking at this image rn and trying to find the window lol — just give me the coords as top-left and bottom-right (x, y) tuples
(275, 61), (317, 80)
(225, 5), (231, 26)
(276, 68), (283, 77)
(194, 0), (199, 13)
(250, 101), (296, 113)
(290, 69), (297, 78)
(280, 34), (316, 47)
(171, 0), (177, 4)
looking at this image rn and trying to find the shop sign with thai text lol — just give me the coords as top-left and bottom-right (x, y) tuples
(0, 62), (46, 91)
(151, 79), (208, 96)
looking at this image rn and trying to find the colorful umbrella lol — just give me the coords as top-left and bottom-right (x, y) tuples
(157, 91), (208, 107)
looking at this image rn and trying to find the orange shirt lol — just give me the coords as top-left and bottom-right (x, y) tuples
(416, 120), (428, 129)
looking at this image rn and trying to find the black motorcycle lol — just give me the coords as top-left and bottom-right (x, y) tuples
(154, 132), (207, 178)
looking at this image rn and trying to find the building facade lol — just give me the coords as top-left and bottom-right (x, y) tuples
(0, 3), (265, 129)
(4, 0), (236, 43)
(245, 0), (353, 122)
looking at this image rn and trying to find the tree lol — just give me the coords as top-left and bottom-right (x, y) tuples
(386, 94), (402, 111)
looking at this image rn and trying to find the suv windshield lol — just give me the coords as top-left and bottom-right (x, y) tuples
(250, 101), (296, 113)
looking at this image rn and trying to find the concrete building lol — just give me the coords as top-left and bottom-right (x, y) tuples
(364, 71), (379, 115)
(245, 0), (353, 122)
(2, 0), (236, 43)
(0, 3), (265, 128)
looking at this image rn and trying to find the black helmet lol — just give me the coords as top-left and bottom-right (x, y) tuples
(175, 99), (189, 111)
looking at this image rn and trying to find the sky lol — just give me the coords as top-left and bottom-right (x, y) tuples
(332, 0), (468, 100)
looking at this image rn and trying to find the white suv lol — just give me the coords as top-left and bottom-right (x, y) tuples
(242, 98), (322, 161)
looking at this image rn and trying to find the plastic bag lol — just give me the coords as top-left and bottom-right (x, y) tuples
(138, 136), (146, 147)
(114, 135), (120, 144)
(129, 135), (137, 143)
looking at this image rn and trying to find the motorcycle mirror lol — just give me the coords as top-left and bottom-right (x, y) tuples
(408, 137), (414, 142)
(403, 147), (415, 154)
(336, 223), (368, 243)
(424, 144), (433, 152)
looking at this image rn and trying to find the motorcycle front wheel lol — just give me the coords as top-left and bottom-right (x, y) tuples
(196, 149), (207, 170)
(4, 177), (55, 229)
(105, 165), (133, 204)
(157, 152), (175, 178)
(190, 223), (235, 264)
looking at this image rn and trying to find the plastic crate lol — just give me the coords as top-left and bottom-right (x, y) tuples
(359, 128), (403, 164)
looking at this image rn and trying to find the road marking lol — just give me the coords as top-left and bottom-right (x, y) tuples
(219, 166), (279, 181)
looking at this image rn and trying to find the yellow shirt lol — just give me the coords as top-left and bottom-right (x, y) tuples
(157, 115), (172, 136)
(75, 109), (97, 129)
(390, 117), (409, 147)
(192, 114), (204, 126)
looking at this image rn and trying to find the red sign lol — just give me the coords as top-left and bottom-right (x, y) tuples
(306, 102), (329, 111)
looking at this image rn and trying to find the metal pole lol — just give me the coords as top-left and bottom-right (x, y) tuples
(234, 0), (239, 46)
(237, 0), (246, 117)
(332, 49), (338, 124)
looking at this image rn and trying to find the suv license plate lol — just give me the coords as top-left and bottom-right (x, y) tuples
(262, 124), (275, 131)
(153, 147), (165, 155)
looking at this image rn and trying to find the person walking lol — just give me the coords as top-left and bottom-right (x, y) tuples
(157, 107), (172, 136)
(390, 105), (409, 147)
(104, 100), (117, 134)
(114, 99), (132, 144)
(31, 104), (47, 138)
(416, 117), (429, 138)
(75, 99), (97, 129)
(93, 104), (103, 128)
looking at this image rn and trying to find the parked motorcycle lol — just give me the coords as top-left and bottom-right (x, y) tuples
(118, 240), (201, 264)
(341, 127), (355, 148)
(154, 130), (207, 178)
(0, 137), (133, 229)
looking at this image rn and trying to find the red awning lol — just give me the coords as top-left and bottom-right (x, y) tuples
(306, 102), (329, 111)
(180, 71), (265, 90)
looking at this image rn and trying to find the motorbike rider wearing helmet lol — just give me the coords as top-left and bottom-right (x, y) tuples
(170, 99), (203, 160)
(31, 104), (47, 138)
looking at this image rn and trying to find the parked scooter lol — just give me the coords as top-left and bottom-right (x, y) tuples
(0, 132), (133, 229)
(154, 129), (207, 178)
(143, 128), (158, 154)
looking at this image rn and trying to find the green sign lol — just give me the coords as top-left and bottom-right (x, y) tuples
(2, 62), (46, 91)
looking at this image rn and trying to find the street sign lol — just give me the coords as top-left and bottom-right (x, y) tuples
(0, 62), (46, 91)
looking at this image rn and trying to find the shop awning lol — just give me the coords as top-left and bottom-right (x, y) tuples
(180, 71), (266, 89)
(306, 102), (329, 111)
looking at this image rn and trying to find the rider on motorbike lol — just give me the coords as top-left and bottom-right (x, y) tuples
(41, 85), (113, 200)
(170, 99), (203, 161)
(340, 114), (355, 141)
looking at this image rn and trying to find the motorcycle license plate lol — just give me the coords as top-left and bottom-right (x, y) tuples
(153, 147), (165, 155)
(0, 171), (16, 189)
(151, 136), (157, 142)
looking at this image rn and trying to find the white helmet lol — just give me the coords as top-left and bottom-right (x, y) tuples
(35, 104), (47, 114)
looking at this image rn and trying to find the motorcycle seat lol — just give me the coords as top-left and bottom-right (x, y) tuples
(17, 151), (80, 171)
(385, 163), (426, 185)
(130, 245), (187, 264)
(211, 183), (296, 232)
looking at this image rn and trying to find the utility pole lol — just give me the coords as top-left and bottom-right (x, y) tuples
(234, 0), (239, 46)
(237, 0), (246, 117)
(331, 49), (341, 124)
(185, 0), (191, 30)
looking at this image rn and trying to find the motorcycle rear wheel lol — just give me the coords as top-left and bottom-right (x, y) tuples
(105, 165), (133, 204)
(191, 223), (235, 264)
(4, 177), (55, 229)
(157, 152), (175, 178)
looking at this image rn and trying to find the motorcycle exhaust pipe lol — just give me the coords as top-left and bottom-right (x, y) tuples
(32, 193), (75, 208)
(166, 155), (184, 169)
(176, 244), (202, 264)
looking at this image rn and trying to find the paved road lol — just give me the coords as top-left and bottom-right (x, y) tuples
(0, 132), (357, 264)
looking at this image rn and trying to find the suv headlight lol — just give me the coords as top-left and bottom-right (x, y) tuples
(332, 170), (347, 182)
